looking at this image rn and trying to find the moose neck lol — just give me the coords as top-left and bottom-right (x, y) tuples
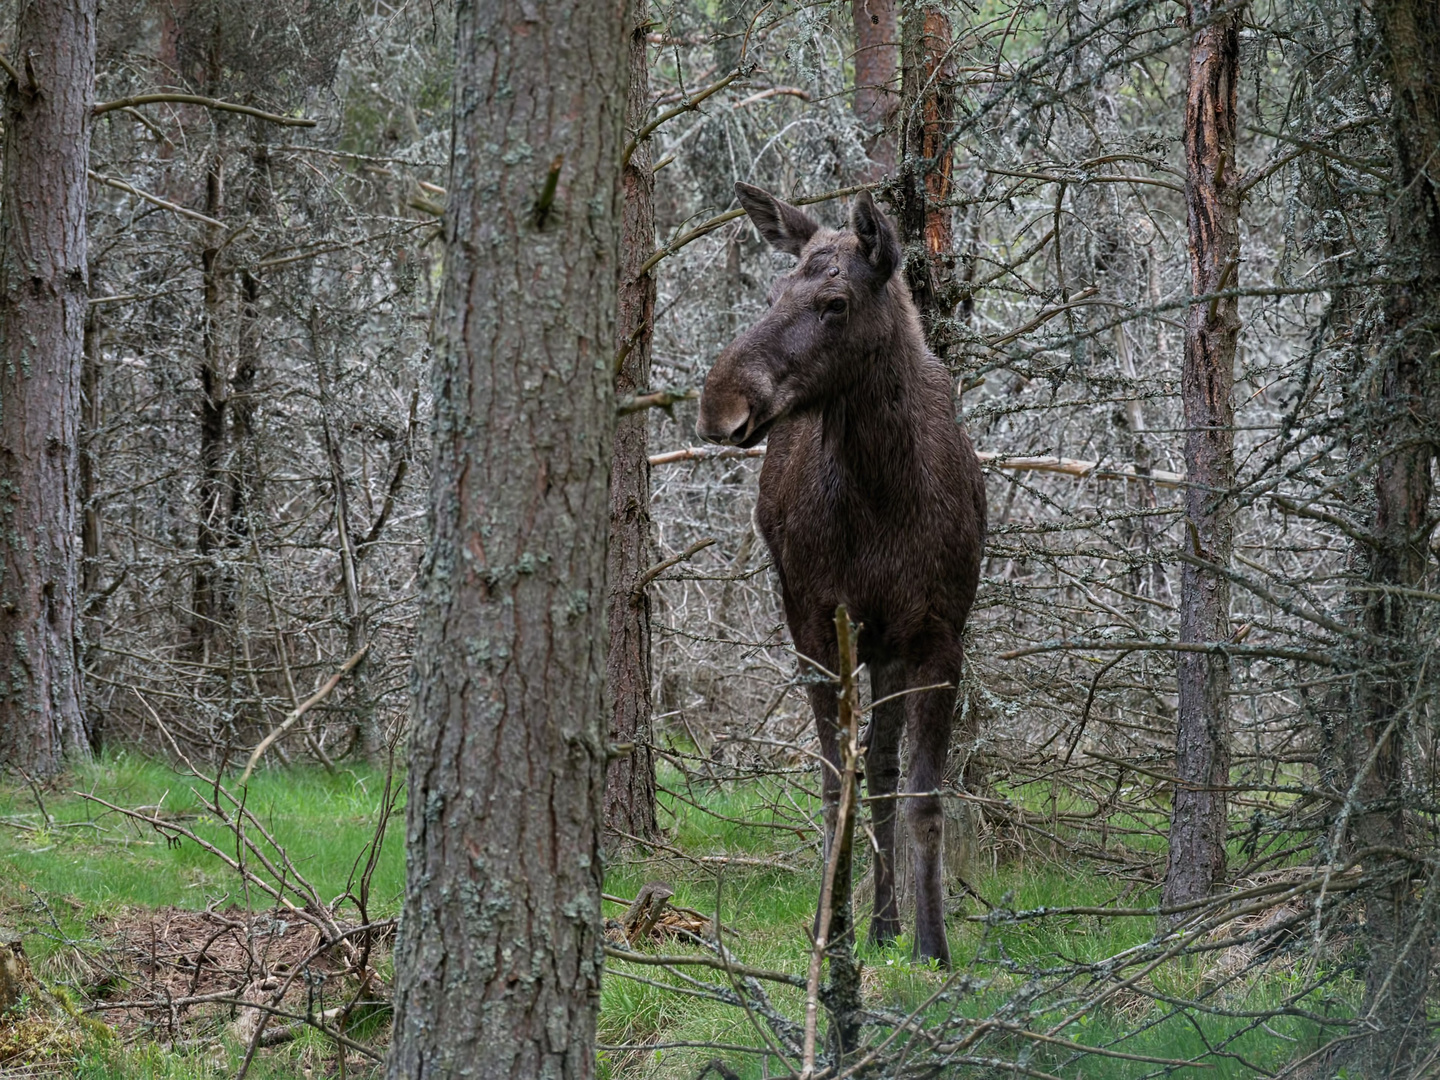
(818, 326), (935, 496)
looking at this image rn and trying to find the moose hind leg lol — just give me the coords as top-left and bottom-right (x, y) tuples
(905, 658), (958, 967)
(866, 662), (904, 946)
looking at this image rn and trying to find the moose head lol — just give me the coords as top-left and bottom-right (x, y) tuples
(697, 183), (907, 447)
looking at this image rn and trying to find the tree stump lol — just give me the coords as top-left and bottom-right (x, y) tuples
(622, 881), (675, 945)
(0, 933), (38, 1015)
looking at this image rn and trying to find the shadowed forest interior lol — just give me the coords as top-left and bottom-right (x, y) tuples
(0, 0), (1437, 1076)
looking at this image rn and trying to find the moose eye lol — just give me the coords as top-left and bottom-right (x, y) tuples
(825, 298), (848, 316)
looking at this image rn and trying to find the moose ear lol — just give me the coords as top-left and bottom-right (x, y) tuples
(734, 182), (820, 256)
(851, 190), (900, 282)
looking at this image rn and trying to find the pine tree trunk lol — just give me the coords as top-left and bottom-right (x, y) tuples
(1162, 0), (1239, 918)
(605, 0), (660, 843)
(1344, 0), (1440, 1066)
(192, 139), (229, 659)
(0, 0), (96, 776)
(385, 0), (626, 1074)
(79, 307), (103, 748)
(852, 0), (898, 175)
(897, 1), (957, 362)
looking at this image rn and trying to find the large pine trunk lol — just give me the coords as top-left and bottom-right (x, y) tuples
(0, 0), (96, 775)
(1343, 0), (1440, 1067)
(385, 0), (626, 1075)
(1162, 0), (1238, 915)
(604, 0), (660, 842)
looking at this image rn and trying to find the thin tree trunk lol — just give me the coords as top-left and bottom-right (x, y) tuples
(386, 0), (626, 1074)
(79, 307), (103, 748)
(1343, 0), (1440, 1066)
(898, 1), (957, 362)
(229, 140), (267, 561)
(894, 0), (982, 915)
(0, 0), (96, 775)
(605, 0), (659, 842)
(310, 307), (373, 762)
(852, 0), (898, 176)
(81, 312), (101, 603)
(193, 138), (229, 659)
(1163, 0), (1239, 916)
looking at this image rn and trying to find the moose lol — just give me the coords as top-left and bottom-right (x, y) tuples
(697, 183), (986, 966)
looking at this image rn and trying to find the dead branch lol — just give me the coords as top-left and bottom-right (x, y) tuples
(94, 93), (318, 126)
(238, 645), (370, 784)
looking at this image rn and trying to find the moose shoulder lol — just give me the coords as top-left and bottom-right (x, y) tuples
(698, 183), (986, 966)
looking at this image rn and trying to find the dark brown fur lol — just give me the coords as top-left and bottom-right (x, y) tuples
(698, 184), (986, 965)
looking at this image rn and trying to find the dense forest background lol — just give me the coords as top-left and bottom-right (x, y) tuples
(0, 0), (1437, 1075)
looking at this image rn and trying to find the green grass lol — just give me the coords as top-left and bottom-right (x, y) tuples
(72, 1031), (341, 1080)
(0, 752), (405, 972)
(596, 766), (1358, 1080)
(1, 756), (1359, 1079)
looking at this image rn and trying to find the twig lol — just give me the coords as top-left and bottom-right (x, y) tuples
(649, 443), (1185, 487)
(617, 386), (699, 415)
(800, 606), (862, 1077)
(732, 85), (811, 108)
(238, 646), (369, 784)
(633, 538), (716, 594)
(639, 183), (874, 276)
(602, 945), (804, 987)
(649, 446), (767, 466)
(623, 70), (744, 168)
(997, 637), (1334, 665)
(985, 285), (1100, 346)
(88, 171), (225, 228)
(16, 769), (51, 827)
(408, 195), (444, 216)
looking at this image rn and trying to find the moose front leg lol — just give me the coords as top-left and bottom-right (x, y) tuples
(807, 678), (846, 886)
(800, 619), (860, 981)
(905, 654), (961, 967)
(866, 662), (904, 946)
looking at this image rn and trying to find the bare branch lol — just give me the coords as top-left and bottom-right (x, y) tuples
(633, 538), (716, 594)
(238, 646), (370, 784)
(616, 386), (698, 415)
(88, 170), (225, 228)
(94, 92), (318, 127)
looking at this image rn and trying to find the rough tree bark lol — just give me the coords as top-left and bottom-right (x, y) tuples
(1342, 0), (1440, 1067)
(605, 0), (660, 842)
(852, 0), (899, 175)
(897, 1), (958, 363)
(1161, 0), (1240, 917)
(385, 0), (626, 1076)
(0, 0), (97, 776)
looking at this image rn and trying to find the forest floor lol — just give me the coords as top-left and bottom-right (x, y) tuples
(0, 754), (1357, 1078)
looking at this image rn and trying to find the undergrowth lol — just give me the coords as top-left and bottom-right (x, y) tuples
(0, 755), (1357, 1078)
